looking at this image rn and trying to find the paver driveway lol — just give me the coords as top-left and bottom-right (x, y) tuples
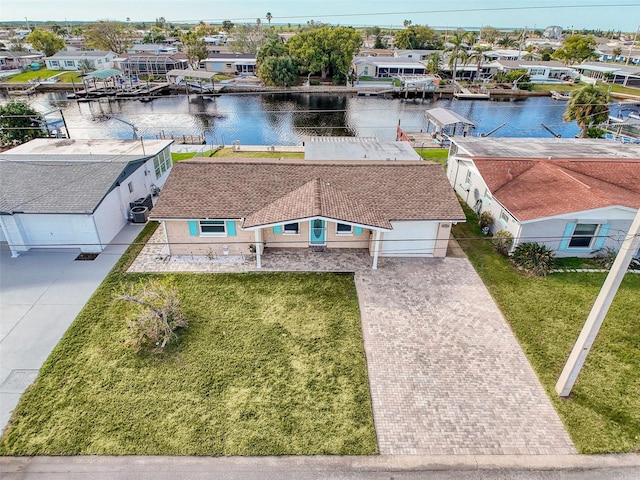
(356, 257), (576, 455)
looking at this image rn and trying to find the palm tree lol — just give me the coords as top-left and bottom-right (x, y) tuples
(563, 85), (611, 138)
(266, 12), (273, 26)
(426, 52), (442, 76)
(403, 19), (412, 29)
(447, 29), (472, 83)
(522, 45), (537, 61)
(497, 34), (517, 48)
(468, 45), (490, 82)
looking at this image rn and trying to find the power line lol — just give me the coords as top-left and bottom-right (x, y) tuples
(169, 3), (640, 25)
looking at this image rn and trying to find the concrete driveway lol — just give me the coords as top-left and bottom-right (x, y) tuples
(356, 257), (576, 455)
(0, 224), (143, 433)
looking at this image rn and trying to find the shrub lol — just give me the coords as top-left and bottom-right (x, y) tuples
(492, 229), (514, 256)
(479, 211), (495, 234)
(116, 279), (188, 353)
(511, 242), (555, 277)
(593, 247), (640, 270)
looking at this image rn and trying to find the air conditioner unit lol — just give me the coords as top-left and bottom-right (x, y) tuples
(461, 182), (471, 191)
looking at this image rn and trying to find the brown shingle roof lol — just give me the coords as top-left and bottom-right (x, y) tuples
(244, 178), (393, 229)
(151, 158), (464, 225)
(474, 158), (640, 221)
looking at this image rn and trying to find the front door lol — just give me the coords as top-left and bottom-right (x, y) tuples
(309, 219), (326, 245)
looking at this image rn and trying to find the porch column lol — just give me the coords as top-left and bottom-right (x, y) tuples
(372, 230), (382, 270)
(254, 229), (262, 269)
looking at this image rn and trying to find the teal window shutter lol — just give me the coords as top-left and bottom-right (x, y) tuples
(188, 220), (199, 236)
(558, 222), (575, 251)
(593, 223), (610, 250)
(354, 226), (363, 235)
(226, 220), (237, 236)
(273, 225), (282, 234)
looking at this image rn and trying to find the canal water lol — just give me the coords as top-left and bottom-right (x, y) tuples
(17, 91), (598, 145)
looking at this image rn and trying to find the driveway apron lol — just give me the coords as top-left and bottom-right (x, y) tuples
(356, 257), (576, 455)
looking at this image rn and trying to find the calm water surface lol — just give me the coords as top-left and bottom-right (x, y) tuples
(21, 92), (599, 144)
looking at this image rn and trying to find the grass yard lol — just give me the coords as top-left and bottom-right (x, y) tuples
(416, 148), (448, 164)
(4, 69), (82, 83)
(453, 204), (640, 453)
(172, 148), (305, 163)
(212, 148), (304, 159)
(0, 223), (376, 456)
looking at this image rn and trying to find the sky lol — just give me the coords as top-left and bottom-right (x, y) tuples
(1, 0), (640, 32)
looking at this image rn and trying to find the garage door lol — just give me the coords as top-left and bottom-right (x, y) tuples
(380, 220), (438, 257)
(18, 214), (99, 250)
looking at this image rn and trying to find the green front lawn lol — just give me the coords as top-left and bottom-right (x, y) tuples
(453, 205), (640, 453)
(3, 69), (82, 83)
(0, 223), (376, 455)
(416, 148), (448, 164)
(212, 148), (304, 158)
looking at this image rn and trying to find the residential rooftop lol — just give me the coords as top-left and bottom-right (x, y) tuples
(151, 158), (465, 226)
(451, 138), (640, 159)
(304, 137), (421, 161)
(473, 157), (640, 221)
(1, 138), (173, 161)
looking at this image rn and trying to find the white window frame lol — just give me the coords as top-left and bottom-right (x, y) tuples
(154, 148), (171, 179)
(50, 60), (59, 67)
(199, 220), (226, 237)
(283, 222), (299, 235)
(64, 60), (75, 67)
(336, 223), (353, 235)
(499, 210), (509, 224)
(127, 181), (134, 193)
(568, 223), (599, 249)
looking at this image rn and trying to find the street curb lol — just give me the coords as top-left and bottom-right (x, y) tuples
(2, 454), (640, 473)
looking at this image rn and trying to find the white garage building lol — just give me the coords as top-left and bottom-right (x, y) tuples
(0, 138), (173, 257)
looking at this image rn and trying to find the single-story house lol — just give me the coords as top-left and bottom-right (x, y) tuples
(574, 62), (640, 88)
(0, 51), (44, 70)
(199, 54), (256, 75)
(596, 44), (640, 65)
(303, 136), (421, 161)
(0, 138), (174, 257)
(394, 49), (443, 61)
(352, 57), (427, 78)
(486, 60), (577, 83)
(150, 159), (465, 269)
(45, 50), (117, 71)
(446, 137), (640, 257)
(128, 44), (179, 55)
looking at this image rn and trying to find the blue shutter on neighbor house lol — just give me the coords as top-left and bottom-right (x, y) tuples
(558, 222), (575, 251)
(273, 225), (282, 234)
(354, 226), (363, 235)
(226, 221), (237, 236)
(593, 223), (610, 251)
(188, 221), (199, 236)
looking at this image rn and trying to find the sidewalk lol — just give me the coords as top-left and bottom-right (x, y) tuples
(1, 453), (640, 479)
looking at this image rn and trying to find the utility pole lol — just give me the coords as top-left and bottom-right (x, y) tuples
(626, 25), (639, 66)
(556, 208), (640, 397)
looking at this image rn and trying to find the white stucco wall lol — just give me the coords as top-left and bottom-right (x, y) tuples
(93, 189), (128, 249)
(519, 207), (638, 257)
